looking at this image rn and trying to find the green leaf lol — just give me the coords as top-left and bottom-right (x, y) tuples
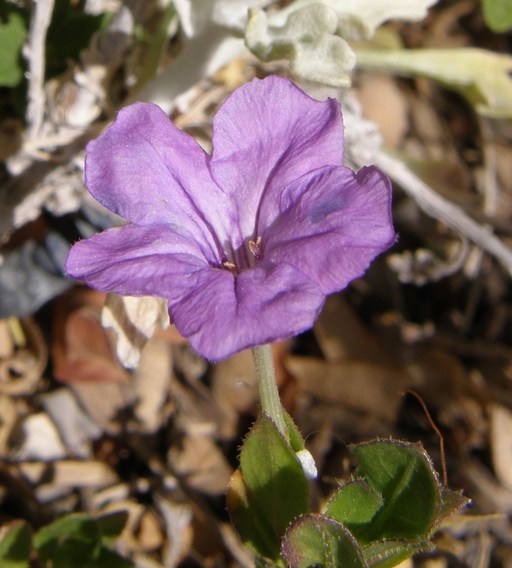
(45, 0), (110, 78)
(355, 47), (512, 118)
(245, 0), (436, 88)
(324, 480), (383, 525)
(34, 513), (101, 568)
(349, 439), (440, 542)
(437, 487), (470, 525)
(0, 9), (27, 87)
(0, 521), (32, 568)
(246, 5), (355, 88)
(227, 469), (280, 561)
(231, 415), (309, 560)
(482, 0), (512, 32)
(284, 412), (305, 454)
(95, 546), (135, 568)
(281, 514), (367, 568)
(362, 538), (430, 568)
(95, 511), (129, 546)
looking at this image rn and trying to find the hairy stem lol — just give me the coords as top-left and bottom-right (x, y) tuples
(252, 344), (288, 438)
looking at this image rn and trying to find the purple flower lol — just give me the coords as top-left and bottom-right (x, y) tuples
(66, 76), (395, 360)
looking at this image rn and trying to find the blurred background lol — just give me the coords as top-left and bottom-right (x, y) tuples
(0, 0), (511, 565)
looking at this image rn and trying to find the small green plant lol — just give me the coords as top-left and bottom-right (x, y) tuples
(0, 511), (133, 568)
(228, 415), (468, 567)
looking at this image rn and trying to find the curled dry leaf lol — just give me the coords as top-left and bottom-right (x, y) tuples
(168, 433), (233, 496)
(19, 459), (117, 490)
(157, 497), (194, 568)
(0, 317), (47, 396)
(41, 388), (102, 458)
(133, 336), (174, 433)
(15, 413), (67, 461)
(97, 499), (165, 557)
(52, 289), (129, 383)
(70, 380), (135, 434)
(101, 293), (170, 369)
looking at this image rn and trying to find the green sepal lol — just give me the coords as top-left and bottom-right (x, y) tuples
(284, 411), (306, 453)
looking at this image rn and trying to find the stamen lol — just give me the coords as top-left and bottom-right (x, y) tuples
(248, 236), (263, 260)
(222, 260), (237, 271)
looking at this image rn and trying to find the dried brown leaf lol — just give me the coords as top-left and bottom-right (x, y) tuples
(285, 356), (409, 422)
(168, 433), (232, 496)
(52, 290), (129, 383)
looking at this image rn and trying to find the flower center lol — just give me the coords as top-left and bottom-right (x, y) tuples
(220, 235), (263, 274)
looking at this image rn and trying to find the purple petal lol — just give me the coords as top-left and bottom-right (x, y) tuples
(85, 102), (238, 263)
(169, 261), (325, 361)
(65, 224), (208, 299)
(209, 76), (344, 238)
(263, 165), (396, 294)
(66, 223), (326, 361)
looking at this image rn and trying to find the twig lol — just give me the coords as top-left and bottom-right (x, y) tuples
(375, 151), (512, 277)
(25, 0), (55, 138)
(400, 389), (447, 486)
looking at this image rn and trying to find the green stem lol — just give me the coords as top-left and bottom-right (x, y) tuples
(252, 344), (288, 438)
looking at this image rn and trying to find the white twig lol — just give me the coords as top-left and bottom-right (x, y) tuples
(375, 150), (512, 277)
(25, 0), (55, 138)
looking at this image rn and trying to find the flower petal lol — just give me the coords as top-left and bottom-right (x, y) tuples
(209, 76), (344, 238)
(169, 261), (325, 360)
(67, 224), (325, 360)
(264, 165), (396, 294)
(65, 224), (208, 299)
(85, 102), (237, 263)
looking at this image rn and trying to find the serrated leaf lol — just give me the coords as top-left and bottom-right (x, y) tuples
(282, 514), (367, 568)
(350, 439), (440, 542)
(482, 0), (512, 32)
(0, 521), (32, 568)
(356, 47), (512, 118)
(237, 415), (309, 560)
(34, 513), (101, 568)
(324, 480), (383, 525)
(0, 10), (27, 87)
